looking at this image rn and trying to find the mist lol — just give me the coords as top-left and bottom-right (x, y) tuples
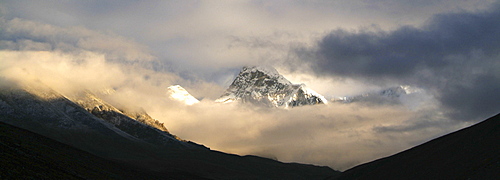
(147, 97), (468, 170)
(1, 49), (469, 171)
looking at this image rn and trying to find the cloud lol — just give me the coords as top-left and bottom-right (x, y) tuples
(2, 0), (493, 80)
(302, 4), (500, 121)
(0, 18), (154, 62)
(0, 17), (185, 107)
(0, 50), (174, 98)
(146, 100), (467, 171)
(439, 74), (500, 120)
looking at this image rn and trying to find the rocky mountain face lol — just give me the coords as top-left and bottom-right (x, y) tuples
(216, 66), (327, 108)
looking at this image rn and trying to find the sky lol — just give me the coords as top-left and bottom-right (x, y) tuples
(1, 0), (499, 170)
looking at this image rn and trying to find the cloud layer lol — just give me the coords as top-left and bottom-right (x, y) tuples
(2, 0), (494, 78)
(303, 4), (500, 121)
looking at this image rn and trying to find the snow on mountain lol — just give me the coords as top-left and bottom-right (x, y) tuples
(216, 66), (327, 108)
(167, 85), (200, 105)
(70, 91), (177, 139)
(0, 81), (206, 155)
(332, 85), (422, 103)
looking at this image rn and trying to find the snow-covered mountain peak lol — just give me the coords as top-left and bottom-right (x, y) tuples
(380, 86), (408, 98)
(332, 85), (422, 104)
(242, 66), (281, 78)
(299, 86), (329, 105)
(216, 66), (326, 108)
(167, 85), (200, 105)
(400, 85), (422, 94)
(239, 66), (292, 85)
(380, 85), (423, 97)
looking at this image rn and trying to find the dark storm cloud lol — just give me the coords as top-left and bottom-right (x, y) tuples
(439, 74), (500, 120)
(307, 4), (500, 120)
(315, 7), (500, 78)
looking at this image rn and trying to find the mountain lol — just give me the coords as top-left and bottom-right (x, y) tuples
(0, 81), (204, 159)
(0, 120), (181, 179)
(333, 113), (500, 180)
(331, 86), (420, 104)
(67, 91), (202, 149)
(0, 80), (340, 179)
(216, 66), (327, 108)
(167, 85), (200, 105)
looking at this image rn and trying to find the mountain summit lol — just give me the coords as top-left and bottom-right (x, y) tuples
(332, 86), (422, 104)
(167, 85), (200, 105)
(216, 66), (327, 108)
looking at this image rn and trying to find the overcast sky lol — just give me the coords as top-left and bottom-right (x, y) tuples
(1, 0), (499, 170)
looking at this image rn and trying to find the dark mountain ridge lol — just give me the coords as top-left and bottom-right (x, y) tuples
(0, 120), (187, 179)
(334, 113), (500, 180)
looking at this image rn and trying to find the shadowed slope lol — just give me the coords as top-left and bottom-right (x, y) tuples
(0, 120), (207, 180)
(335, 113), (500, 180)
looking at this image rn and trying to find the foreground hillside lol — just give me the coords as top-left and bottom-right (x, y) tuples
(0, 121), (180, 179)
(335, 113), (500, 180)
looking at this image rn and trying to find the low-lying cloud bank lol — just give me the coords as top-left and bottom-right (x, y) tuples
(152, 101), (469, 170)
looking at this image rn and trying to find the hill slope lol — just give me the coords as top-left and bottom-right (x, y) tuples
(335, 113), (500, 180)
(0, 82), (340, 179)
(0, 120), (203, 179)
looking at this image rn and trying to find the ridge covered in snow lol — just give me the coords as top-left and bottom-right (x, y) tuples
(167, 85), (200, 105)
(332, 85), (422, 103)
(216, 66), (327, 108)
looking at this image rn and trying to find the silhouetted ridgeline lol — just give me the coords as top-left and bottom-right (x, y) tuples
(334, 113), (500, 180)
